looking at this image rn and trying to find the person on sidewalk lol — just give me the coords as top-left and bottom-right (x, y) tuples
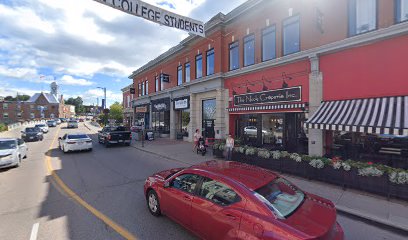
(225, 134), (234, 160)
(193, 129), (201, 152)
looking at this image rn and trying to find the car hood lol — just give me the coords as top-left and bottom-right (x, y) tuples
(283, 193), (337, 238)
(25, 132), (40, 136)
(153, 168), (185, 180)
(0, 149), (16, 157)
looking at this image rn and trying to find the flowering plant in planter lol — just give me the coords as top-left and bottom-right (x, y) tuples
(358, 166), (384, 177)
(271, 151), (281, 160)
(234, 146), (246, 154)
(342, 162), (352, 171)
(257, 149), (271, 159)
(218, 143), (226, 151)
(289, 153), (302, 162)
(388, 170), (408, 184)
(309, 159), (325, 169)
(245, 147), (257, 156)
(212, 142), (220, 150)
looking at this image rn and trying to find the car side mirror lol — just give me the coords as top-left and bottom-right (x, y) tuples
(164, 181), (170, 188)
(58, 137), (62, 140)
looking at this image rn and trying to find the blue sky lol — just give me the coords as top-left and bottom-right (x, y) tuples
(0, 0), (246, 106)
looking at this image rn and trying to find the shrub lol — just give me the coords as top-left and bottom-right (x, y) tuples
(257, 149), (271, 159)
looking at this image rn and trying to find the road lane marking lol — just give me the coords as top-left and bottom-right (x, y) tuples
(45, 127), (137, 240)
(29, 223), (39, 240)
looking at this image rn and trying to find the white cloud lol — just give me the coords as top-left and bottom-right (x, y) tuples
(0, 65), (38, 79)
(82, 88), (122, 105)
(59, 75), (94, 86)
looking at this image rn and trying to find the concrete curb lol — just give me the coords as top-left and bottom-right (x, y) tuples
(83, 123), (91, 131)
(130, 144), (408, 233)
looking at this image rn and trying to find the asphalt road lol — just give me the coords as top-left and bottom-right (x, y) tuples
(0, 123), (406, 240)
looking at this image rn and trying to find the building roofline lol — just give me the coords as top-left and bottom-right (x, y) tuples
(128, 0), (266, 79)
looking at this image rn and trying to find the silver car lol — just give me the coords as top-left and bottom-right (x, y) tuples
(0, 138), (27, 169)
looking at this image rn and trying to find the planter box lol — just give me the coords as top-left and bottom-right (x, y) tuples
(213, 149), (224, 158)
(307, 166), (345, 186)
(388, 183), (408, 201)
(355, 175), (389, 196)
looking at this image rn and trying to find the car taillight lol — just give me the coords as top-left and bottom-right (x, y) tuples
(129, 133), (132, 139)
(107, 135), (111, 140)
(67, 141), (76, 144)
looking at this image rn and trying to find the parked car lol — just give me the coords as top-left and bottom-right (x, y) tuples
(98, 126), (131, 147)
(67, 120), (79, 128)
(55, 119), (62, 125)
(47, 120), (57, 127)
(79, 118), (84, 122)
(130, 124), (143, 132)
(0, 138), (27, 169)
(35, 124), (49, 133)
(59, 118), (67, 123)
(144, 160), (344, 240)
(58, 133), (93, 153)
(21, 127), (43, 142)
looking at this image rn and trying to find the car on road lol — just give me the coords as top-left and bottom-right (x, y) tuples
(55, 118), (62, 125)
(59, 118), (67, 123)
(67, 120), (79, 128)
(0, 138), (27, 169)
(47, 120), (57, 127)
(98, 126), (131, 147)
(21, 127), (43, 142)
(35, 124), (49, 133)
(144, 160), (344, 240)
(58, 133), (93, 153)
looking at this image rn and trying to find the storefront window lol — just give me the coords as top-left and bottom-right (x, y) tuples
(152, 111), (170, 134)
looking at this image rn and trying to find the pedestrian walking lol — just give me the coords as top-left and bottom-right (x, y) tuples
(225, 134), (234, 160)
(193, 129), (201, 152)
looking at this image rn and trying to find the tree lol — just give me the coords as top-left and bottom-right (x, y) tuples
(17, 95), (30, 101)
(109, 102), (123, 124)
(65, 96), (84, 113)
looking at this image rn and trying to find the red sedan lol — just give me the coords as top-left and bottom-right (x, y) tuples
(144, 160), (343, 240)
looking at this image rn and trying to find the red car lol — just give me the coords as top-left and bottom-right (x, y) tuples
(144, 160), (343, 240)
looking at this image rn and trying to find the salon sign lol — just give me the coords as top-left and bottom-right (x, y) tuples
(234, 86), (302, 106)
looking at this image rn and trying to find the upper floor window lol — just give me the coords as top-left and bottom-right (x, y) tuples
(127, 95), (130, 108)
(141, 82), (145, 96)
(3, 103), (8, 110)
(229, 41), (239, 71)
(30, 113), (35, 119)
(206, 49), (215, 75)
(196, 54), (202, 79)
(17, 112), (22, 118)
(244, 34), (255, 66)
(262, 26), (276, 61)
(138, 83), (141, 97)
(349, 0), (377, 36)
(177, 65), (183, 86)
(145, 80), (149, 95)
(185, 62), (190, 83)
(30, 105), (34, 110)
(396, 0), (408, 23)
(155, 76), (159, 92)
(3, 113), (8, 119)
(160, 75), (165, 91)
(283, 15), (300, 55)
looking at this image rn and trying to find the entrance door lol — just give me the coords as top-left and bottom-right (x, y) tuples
(202, 119), (215, 139)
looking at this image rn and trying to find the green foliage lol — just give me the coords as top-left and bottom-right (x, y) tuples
(3, 95), (30, 101)
(0, 123), (7, 132)
(109, 102), (123, 124)
(182, 112), (190, 127)
(65, 97), (84, 113)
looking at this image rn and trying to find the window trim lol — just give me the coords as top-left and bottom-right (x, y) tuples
(195, 54), (203, 79)
(261, 25), (277, 62)
(348, 0), (379, 37)
(243, 34), (256, 67)
(282, 14), (301, 56)
(206, 48), (215, 76)
(177, 65), (183, 86)
(229, 41), (240, 71)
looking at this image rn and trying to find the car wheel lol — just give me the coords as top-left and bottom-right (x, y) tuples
(147, 190), (161, 216)
(15, 156), (21, 168)
(62, 145), (67, 153)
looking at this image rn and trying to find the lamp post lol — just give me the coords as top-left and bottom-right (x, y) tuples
(97, 87), (107, 126)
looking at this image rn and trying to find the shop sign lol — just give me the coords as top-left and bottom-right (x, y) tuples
(234, 86), (301, 106)
(174, 97), (190, 110)
(93, 0), (205, 37)
(135, 106), (147, 113)
(152, 98), (170, 112)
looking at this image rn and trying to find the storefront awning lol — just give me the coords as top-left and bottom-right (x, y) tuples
(228, 103), (307, 113)
(306, 96), (408, 135)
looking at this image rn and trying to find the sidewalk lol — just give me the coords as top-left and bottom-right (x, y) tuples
(131, 137), (408, 233)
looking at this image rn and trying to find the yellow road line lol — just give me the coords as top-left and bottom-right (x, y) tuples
(45, 127), (137, 240)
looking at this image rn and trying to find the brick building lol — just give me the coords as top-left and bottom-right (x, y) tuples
(129, 0), (408, 164)
(121, 84), (136, 127)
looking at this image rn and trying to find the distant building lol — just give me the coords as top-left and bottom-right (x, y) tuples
(121, 84), (135, 127)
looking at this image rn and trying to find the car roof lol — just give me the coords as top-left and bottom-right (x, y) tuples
(66, 133), (88, 136)
(0, 138), (17, 141)
(190, 160), (277, 191)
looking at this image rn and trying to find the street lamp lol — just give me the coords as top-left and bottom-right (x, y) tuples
(97, 87), (107, 126)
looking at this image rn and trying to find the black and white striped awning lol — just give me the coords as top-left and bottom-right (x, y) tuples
(228, 103), (306, 112)
(306, 96), (408, 135)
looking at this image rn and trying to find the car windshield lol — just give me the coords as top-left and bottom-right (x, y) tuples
(255, 178), (305, 218)
(36, 124), (45, 127)
(68, 134), (88, 139)
(25, 128), (39, 133)
(0, 140), (17, 150)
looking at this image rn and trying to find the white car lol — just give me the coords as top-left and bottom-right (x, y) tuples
(244, 126), (271, 136)
(67, 120), (79, 128)
(35, 124), (49, 133)
(0, 138), (27, 169)
(59, 133), (92, 153)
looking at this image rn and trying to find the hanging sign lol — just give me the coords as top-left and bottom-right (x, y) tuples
(234, 86), (302, 106)
(174, 96), (190, 110)
(93, 0), (205, 37)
